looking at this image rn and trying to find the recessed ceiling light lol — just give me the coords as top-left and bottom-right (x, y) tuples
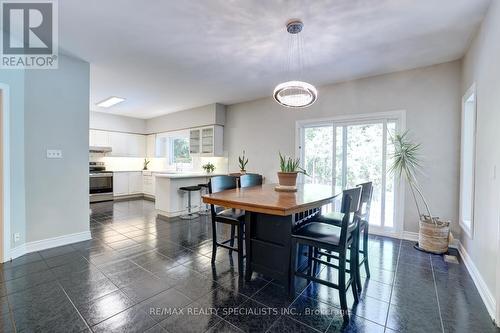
(97, 96), (126, 108)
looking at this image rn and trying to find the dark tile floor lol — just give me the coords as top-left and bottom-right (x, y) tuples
(1, 199), (498, 332)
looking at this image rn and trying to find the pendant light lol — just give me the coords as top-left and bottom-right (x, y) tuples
(273, 19), (317, 108)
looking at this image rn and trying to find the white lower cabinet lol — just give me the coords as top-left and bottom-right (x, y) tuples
(113, 172), (129, 196)
(128, 172), (143, 194)
(143, 174), (155, 196)
(113, 172), (144, 197)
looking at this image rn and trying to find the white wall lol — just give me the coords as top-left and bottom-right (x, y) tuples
(24, 55), (90, 243)
(460, 0), (500, 314)
(145, 103), (225, 134)
(90, 111), (146, 134)
(225, 61), (462, 235)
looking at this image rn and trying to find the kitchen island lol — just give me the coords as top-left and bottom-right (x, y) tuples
(155, 173), (225, 218)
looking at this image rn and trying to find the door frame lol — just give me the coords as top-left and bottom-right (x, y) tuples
(295, 110), (407, 238)
(0, 84), (11, 262)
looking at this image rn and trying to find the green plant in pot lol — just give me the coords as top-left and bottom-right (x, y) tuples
(389, 131), (450, 254)
(238, 150), (248, 174)
(202, 162), (216, 173)
(276, 152), (308, 191)
(143, 158), (150, 171)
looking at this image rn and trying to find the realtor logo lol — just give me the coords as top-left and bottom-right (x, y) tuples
(1, 0), (58, 69)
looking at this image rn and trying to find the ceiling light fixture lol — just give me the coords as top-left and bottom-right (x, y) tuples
(97, 96), (126, 108)
(273, 19), (317, 108)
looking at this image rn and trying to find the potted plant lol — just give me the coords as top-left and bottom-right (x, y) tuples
(276, 152), (308, 191)
(238, 150), (249, 174)
(143, 158), (150, 171)
(389, 131), (450, 254)
(202, 162), (216, 174)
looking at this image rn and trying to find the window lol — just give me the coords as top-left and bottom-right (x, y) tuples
(156, 130), (192, 167)
(169, 137), (191, 164)
(460, 84), (476, 238)
(298, 111), (405, 235)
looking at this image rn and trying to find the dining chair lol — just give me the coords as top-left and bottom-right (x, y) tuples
(239, 173), (263, 188)
(208, 175), (245, 275)
(312, 184), (369, 292)
(290, 191), (360, 320)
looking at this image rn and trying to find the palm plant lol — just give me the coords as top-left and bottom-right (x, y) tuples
(389, 131), (436, 224)
(279, 152), (308, 174)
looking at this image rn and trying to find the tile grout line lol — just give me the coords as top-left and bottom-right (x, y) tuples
(430, 255), (445, 333)
(38, 254), (92, 332)
(382, 237), (402, 331)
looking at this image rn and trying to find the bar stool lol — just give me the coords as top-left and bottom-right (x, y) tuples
(179, 185), (201, 220)
(197, 183), (210, 215)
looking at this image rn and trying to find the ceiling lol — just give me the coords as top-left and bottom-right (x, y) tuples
(59, 0), (491, 119)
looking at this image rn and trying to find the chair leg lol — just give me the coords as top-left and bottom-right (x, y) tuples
(289, 238), (297, 297)
(350, 240), (360, 303)
(306, 245), (313, 276)
(211, 220), (217, 263)
(229, 225), (236, 255)
(313, 247), (319, 276)
(338, 250), (349, 320)
(355, 228), (363, 294)
(363, 223), (370, 278)
(237, 224), (244, 276)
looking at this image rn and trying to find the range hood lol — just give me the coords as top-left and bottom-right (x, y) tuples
(89, 146), (112, 153)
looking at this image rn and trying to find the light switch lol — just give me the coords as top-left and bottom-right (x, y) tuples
(47, 149), (63, 159)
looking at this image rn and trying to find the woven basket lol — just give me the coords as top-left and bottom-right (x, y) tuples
(418, 217), (450, 254)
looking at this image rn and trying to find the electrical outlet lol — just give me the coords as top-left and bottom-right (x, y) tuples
(14, 233), (20, 242)
(47, 149), (63, 159)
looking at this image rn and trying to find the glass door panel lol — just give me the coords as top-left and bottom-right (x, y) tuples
(303, 126), (333, 186)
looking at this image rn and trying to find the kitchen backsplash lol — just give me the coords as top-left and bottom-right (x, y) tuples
(89, 154), (228, 173)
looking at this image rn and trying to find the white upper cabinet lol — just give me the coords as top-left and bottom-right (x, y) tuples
(146, 134), (156, 158)
(107, 131), (146, 157)
(89, 130), (110, 147)
(189, 125), (223, 156)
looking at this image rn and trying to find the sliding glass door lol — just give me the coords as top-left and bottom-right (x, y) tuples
(299, 113), (402, 234)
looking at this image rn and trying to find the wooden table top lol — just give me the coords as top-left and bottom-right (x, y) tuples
(202, 183), (337, 216)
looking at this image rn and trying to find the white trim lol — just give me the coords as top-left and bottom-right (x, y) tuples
(457, 241), (496, 322)
(8, 231), (91, 260)
(0, 84), (11, 262)
(459, 83), (477, 239)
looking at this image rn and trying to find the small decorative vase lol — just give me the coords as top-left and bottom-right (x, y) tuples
(240, 170), (246, 175)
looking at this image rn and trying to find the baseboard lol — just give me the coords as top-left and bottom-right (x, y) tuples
(457, 241), (497, 322)
(6, 230), (91, 261)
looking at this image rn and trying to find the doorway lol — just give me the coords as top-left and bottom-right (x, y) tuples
(0, 85), (11, 262)
(297, 111), (405, 236)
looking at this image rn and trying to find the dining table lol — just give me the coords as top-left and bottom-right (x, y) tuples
(202, 183), (337, 291)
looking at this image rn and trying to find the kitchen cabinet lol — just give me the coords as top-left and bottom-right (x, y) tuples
(143, 173), (155, 196)
(89, 130), (110, 147)
(146, 134), (156, 158)
(108, 132), (146, 157)
(189, 125), (223, 156)
(113, 172), (129, 196)
(128, 172), (143, 194)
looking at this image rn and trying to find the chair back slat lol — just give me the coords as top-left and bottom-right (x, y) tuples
(209, 175), (237, 194)
(356, 182), (373, 222)
(240, 174), (263, 188)
(208, 176), (237, 217)
(341, 187), (362, 214)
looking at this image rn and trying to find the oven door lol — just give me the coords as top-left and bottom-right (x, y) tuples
(89, 173), (113, 194)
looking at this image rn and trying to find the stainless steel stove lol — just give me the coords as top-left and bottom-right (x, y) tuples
(89, 162), (113, 202)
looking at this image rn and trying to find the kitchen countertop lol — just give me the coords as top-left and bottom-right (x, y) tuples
(155, 172), (226, 179)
